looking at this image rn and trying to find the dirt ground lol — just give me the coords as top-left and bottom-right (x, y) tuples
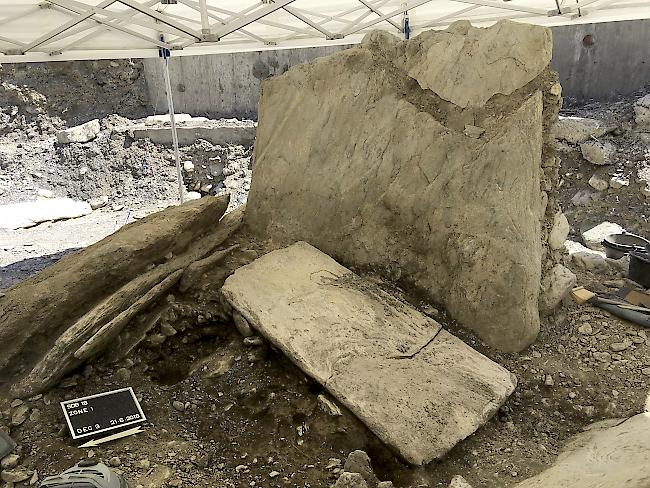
(1, 68), (650, 488)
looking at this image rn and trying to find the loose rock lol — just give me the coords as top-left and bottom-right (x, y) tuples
(56, 119), (100, 144)
(344, 451), (379, 488)
(232, 311), (253, 338)
(1, 469), (29, 483)
(449, 475), (473, 488)
(333, 472), (368, 488)
(11, 405), (29, 426)
(114, 367), (131, 382)
(634, 94), (650, 127)
(554, 116), (613, 143)
(539, 264), (576, 315)
(610, 342), (630, 352)
(548, 212), (570, 250)
(318, 394), (343, 416)
(0, 455), (19, 470)
(582, 222), (624, 251)
(609, 175), (629, 189)
(588, 174), (609, 191)
(580, 140), (616, 165)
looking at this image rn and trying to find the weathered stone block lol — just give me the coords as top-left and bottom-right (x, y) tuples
(56, 119), (100, 144)
(246, 20), (560, 352)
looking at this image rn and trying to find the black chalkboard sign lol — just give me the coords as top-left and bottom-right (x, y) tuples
(60, 387), (146, 440)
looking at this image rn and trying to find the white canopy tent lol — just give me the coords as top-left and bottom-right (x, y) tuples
(2, 0), (650, 62)
(2, 0), (649, 202)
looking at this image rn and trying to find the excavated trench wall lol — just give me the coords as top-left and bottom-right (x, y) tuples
(245, 20), (563, 352)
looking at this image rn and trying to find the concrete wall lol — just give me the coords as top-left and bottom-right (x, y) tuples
(144, 19), (650, 119)
(551, 19), (650, 103)
(143, 45), (351, 120)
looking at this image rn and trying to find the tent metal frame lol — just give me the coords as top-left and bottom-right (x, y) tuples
(2, 0), (650, 61)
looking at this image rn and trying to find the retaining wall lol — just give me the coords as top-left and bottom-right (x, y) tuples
(143, 19), (650, 118)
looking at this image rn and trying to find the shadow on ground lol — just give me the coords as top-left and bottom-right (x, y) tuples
(0, 248), (80, 290)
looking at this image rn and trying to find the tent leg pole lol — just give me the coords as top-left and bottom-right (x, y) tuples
(162, 56), (184, 204)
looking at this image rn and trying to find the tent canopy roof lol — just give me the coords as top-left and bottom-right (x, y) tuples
(2, 0), (650, 62)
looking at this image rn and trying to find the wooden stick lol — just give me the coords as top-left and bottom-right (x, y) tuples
(12, 207), (244, 397)
(107, 311), (162, 364)
(74, 269), (183, 361)
(179, 244), (239, 292)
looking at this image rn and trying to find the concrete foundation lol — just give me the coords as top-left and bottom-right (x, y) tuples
(143, 19), (650, 119)
(132, 125), (256, 147)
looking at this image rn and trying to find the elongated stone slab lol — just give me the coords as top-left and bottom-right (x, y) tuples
(222, 242), (516, 465)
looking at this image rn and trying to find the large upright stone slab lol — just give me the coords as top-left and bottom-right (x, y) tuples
(222, 242), (516, 465)
(245, 20), (562, 352)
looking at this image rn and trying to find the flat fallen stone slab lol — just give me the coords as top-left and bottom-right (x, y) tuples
(0, 198), (92, 230)
(222, 242), (516, 465)
(516, 413), (650, 488)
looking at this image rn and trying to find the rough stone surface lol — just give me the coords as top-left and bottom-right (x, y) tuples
(548, 212), (570, 250)
(222, 242), (516, 465)
(344, 451), (379, 488)
(580, 140), (616, 165)
(1, 468), (29, 483)
(634, 94), (650, 127)
(334, 472), (368, 488)
(0, 455), (19, 470)
(516, 413), (650, 487)
(553, 116), (614, 144)
(397, 20), (552, 108)
(588, 174), (609, 191)
(56, 119), (100, 144)
(449, 475), (473, 488)
(232, 311), (253, 338)
(610, 175), (629, 189)
(0, 198), (92, 230)
(539, 264), (576, 316)
(246, 21), (562, 352)
(565, 240), (609, 272)
(582, 221), (624, 251)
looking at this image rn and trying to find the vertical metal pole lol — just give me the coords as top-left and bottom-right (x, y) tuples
(162, 55), (184, 204)
(198, 0), (210, 35)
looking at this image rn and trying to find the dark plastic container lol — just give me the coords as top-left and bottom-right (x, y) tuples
(602, 233), (650, 259)
(629, 251), (650, 288)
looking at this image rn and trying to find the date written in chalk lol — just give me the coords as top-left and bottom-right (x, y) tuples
(61, 387), (146, 440)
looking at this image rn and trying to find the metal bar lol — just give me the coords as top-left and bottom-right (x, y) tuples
(46, 2), (177, 50)
(173, 0), (271, 46)
(288, 4), (369, 24)
(213, 0), (297, 39)
(445, 0), (551, 15)
(48, 0), (196, 41)
(342, 0), (435, 36)
(48, 0), (160, 54)
(21, 0), (118, 52)
(422, 10), (535, 27)
(283, 6), (336, 38)
(0, 35), (26, 48)
(116, 0), (202, 39)
(357, 0), (402, 30)
(161, 56), (185, 205)
(50, 0), (160, 53)
(0, 6), (41, 28)
(179, 0), (313, 36)
(419, 5), (480, 28)
(277, 0), (388, 42)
